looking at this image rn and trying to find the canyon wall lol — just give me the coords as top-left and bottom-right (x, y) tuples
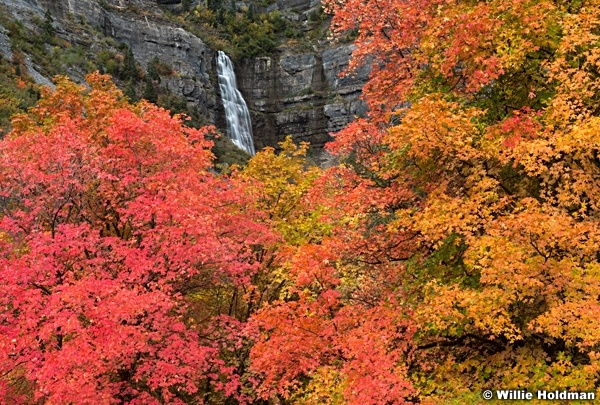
(0, 0), (368, 154)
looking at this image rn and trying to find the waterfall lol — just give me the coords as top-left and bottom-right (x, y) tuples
(216, 51), (256, 155)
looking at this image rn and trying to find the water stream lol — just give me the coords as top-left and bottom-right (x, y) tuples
(216, 51), (256, 155)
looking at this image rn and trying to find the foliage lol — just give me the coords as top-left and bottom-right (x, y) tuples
(147, 56), (174, 82)
(188, 5), (286, 59)
(0, 73), (274, 404)
(236, 137), (327, 246)
(210, 133), (252, 168)
(7, 0), (600, 402)
(142, 74), (158, 103)
(243, 0), (600, 401)
(0, 54), (40, 134)
(42, 9), (55, 42)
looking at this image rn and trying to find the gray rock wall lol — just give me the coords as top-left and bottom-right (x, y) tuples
(0, 0), (219, 121)
(235, 0), (369, 153)
(238, 44), (368, 152)
(0, 0), (368, 155)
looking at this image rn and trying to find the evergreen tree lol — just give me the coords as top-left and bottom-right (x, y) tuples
(247, 4), (255, 21)
(142, 74), (157, 104)
(124, 79), (137, 102)
(207, 0), (220, 12)
(123, 47), (137, 81)
(216, 7), (225, 26)
(43, 9), (55, 42)
(147, 57), (161, 83)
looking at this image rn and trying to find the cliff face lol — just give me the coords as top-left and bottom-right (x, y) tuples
(0, 0), (219, 121)
(239, 44), (368, 152)
(237, 0), (368, 153)
(0, 0), (367, 155)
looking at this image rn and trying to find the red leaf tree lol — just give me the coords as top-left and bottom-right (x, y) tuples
(0, 74), (273, 404)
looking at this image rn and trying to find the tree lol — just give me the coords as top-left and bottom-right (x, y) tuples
(0, 73), (273, 404)
(236, 137), (326, 245)
(249, 0), (600, 402)
(42, 9), (54, 42)
(123, 78), (137, 102)
(244, 142), (420, 403)
(147, 57), (161, 83)
(7, 0), (600, 401)
(0, 54), (39, 134)
(122, 46), (137, 81)
(142, 73), (157, 103)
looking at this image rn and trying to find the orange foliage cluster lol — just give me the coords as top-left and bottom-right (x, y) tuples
(249, 0), (600, 402)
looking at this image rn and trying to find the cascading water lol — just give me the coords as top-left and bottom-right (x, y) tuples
(216, 51), (256, 155)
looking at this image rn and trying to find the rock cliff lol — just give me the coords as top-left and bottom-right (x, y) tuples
(239, 44), (368, 152)
(0, 0), (368, 156)
(0, 0), (219, 121)
(236, 0), (369, 154)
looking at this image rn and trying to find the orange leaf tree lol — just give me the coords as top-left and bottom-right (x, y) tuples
(248, 0), (600, 403)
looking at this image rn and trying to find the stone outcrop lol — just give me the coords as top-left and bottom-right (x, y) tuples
(239, 46), (368, 151)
